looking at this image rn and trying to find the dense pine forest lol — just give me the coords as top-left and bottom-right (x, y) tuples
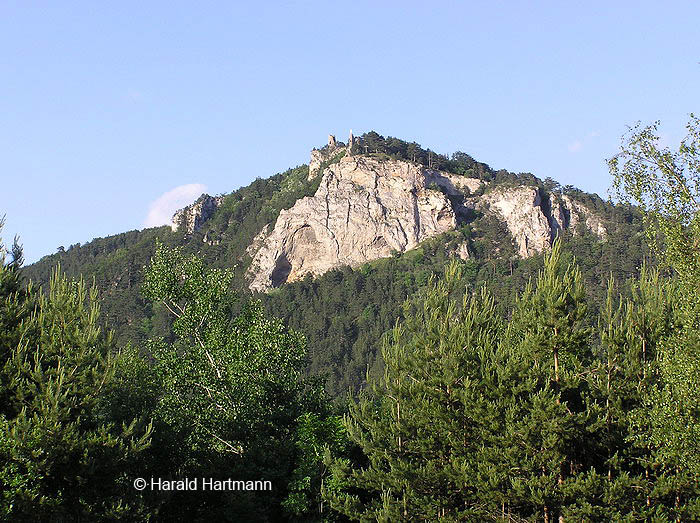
(2, 119), (699, 521)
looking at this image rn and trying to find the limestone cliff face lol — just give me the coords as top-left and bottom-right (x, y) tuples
(171, 194), (223, 234)
(245, 148), (609, 291)
(247, 155), (457, 291)
(424, 170), (483, 196)
(480, 187), (608, 257)
(479, 186), (553, 257)
(309, 138), (347, 179)
(561, 195), (608, 239)
(168, 137), (609, 290)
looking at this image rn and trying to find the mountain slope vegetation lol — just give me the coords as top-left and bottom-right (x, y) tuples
(24, 132), (650, 397)
(9, 119), (699, 520)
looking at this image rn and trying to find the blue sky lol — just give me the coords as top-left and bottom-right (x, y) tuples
(1, 1), (698, 263)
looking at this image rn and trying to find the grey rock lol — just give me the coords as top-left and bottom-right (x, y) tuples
(247, 155), (457, 291)
(479, 187), (608, 257)
(247, 147), (610, 291)
(480, 186), (552, 257)
(309, 144), (345, 180)
(171, 194), (224, 234)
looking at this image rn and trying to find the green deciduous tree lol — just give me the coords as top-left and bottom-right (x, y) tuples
(609, 115), (700, 285)
(141, 242), (328, 521)
(609, 115), (700, 517)
(282, 412), (347, 519)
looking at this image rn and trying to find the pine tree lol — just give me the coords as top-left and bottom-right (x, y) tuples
(499, 241), (597, 521)
(0, 265), (152, 520)
(0, 220), (33, 418)
(324, 262), (507, 520)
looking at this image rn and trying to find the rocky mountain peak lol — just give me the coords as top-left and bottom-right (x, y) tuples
(170, 133), (608, 291)
(245, 139), (609, 291)
(247, 153), (462, 291)
(171, 194), (224, 234)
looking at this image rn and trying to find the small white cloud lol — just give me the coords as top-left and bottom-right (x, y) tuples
(589, 130), (600, 138)
(144, 183), (208, 228)
(567, 140), (583, 153)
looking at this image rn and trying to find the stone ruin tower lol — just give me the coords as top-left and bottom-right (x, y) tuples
(347, 129), (354, 155)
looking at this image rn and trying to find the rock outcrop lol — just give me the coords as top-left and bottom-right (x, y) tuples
(561, 195), (607, 239)
(171, 194), (224, 234)
(424, 170), (484, 196)
(245, 141), (610, 291)
(163, 134), (610, 290)
(479, 186), (553, 257)
(309, 142), (345, 179)
(247, 155), (457, 291)
(480, 187), (608, 257)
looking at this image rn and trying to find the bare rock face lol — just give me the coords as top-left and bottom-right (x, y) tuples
(562, 195), (608, 238)
(235, 134), (612, 290)
(454, 241), (471, 261)
(424, 170), (484, 196)
(166, 134), (611, 291)
(246, 224), (270, 256)
(480, 186), (553, 257)
(247, 145), (610, 291)
(171, 194), (224, 234)
(309, 144), (345, 179)
(481, 188), (608, 257)
(549, 196), (571, 235)
(247, 155), (457, 291)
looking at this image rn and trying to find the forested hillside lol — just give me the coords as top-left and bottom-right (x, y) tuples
(24, 132), (650, 398)
(3, 120), (699, 520)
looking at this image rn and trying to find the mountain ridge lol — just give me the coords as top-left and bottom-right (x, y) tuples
(169, 132), (609, 291)
(23, 130), (648, 395)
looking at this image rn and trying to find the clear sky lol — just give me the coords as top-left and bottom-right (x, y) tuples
(1, 1), (698, 263)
